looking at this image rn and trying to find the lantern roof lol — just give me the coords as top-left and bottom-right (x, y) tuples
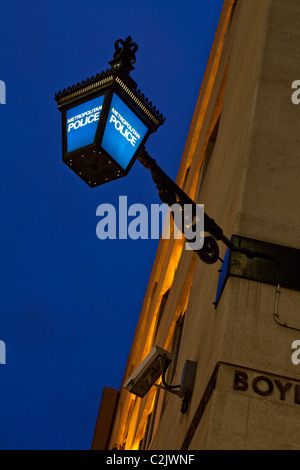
(55, 36), (165, 128)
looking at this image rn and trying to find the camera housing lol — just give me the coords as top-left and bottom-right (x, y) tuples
(123, 345), (172, 398)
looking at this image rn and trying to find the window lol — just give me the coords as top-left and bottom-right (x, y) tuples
(140, 389), (160, 450)
(154, 289), (170, 338)
(182, 165), (191, 191)
(161, 313), (186, 413)
(221, 0), (239, 59)
(197, 116), (220, 200)
(166, 313), (186, 385)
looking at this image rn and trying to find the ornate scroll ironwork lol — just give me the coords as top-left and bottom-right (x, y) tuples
(137, 148), (233, 264)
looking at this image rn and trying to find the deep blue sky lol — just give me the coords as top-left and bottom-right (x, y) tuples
(0, 0), (223, 450)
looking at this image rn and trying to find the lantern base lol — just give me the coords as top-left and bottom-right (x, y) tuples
(63, 149), (126, 188)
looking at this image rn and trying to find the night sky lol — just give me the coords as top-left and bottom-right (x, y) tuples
(0, 0), (223, 450)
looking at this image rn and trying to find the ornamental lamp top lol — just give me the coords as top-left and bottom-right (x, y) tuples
(109, 36), (138, 76)
(54, 37), (165, 188)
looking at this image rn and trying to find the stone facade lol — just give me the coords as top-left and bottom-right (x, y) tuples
(96, 0), (300, 450)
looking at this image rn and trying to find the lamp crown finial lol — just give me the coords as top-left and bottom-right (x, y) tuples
(113, 36), (138, 64)
(109, 36), (138, 74)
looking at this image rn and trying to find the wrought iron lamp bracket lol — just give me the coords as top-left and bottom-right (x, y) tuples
(137, 148), (233, 264)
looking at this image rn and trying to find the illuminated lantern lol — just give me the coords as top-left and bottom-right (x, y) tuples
(55, 37), (165, 187)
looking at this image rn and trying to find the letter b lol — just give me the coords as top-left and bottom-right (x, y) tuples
(233, 370), (248, 391)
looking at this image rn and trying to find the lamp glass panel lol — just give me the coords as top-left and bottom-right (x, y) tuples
(66, 95), (105, 153)
(101, 93), (148, 170)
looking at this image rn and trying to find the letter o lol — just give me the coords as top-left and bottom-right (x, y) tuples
(252, 376), (273, 396)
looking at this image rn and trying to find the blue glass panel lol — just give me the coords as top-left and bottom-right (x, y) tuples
(101, 94), (148, 170)
(215, 247), (230, 304)
(66, 95), (105, 153)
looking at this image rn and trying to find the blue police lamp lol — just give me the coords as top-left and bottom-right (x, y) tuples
(55, 37), (234, 264)
(55, 37), (165, 188)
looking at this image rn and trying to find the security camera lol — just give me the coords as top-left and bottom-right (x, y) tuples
(123, 345), (172, 398)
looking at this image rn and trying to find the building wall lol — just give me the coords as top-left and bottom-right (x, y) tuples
(105, 0), (300, 450)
